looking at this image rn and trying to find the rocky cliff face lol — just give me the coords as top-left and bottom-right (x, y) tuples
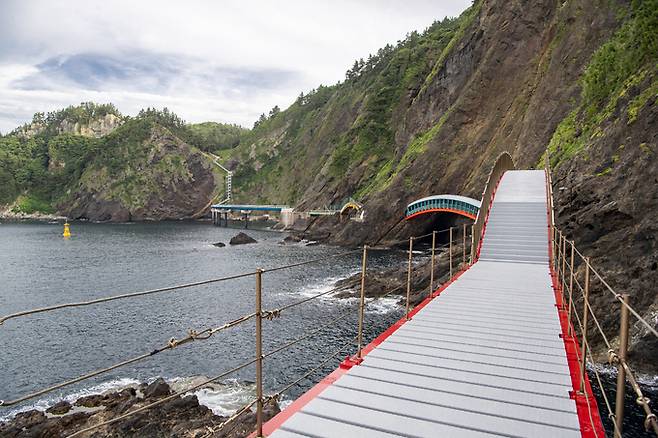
(63, 121), (218, 222)
(227, 0), (657, 369)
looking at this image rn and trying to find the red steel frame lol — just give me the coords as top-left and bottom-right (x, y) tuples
(545, 171), (605, 438)
(405, 207), (476, 221)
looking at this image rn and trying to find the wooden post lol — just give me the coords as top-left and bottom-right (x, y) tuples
(614, 294), (630, 437)
(579, 258), (590, 393)
(462, 224), (466, 266)
(449, 227), (453, 278)
(567, 241), (575, 337)
(356, 245), (368, 359)
(561, 234), (567, 305)
(255, 269), (264, 437)
(429, 231), (436, 298)
(405, 237), (413, 320)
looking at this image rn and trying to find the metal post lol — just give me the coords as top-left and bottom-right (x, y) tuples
(449, 227), (453, 278)
(614, 294), (630, 437)
(429, 231), (436, 298)
(567, 240), (575, 337)
(561, 235), (567, 304)
(255, 269), (264, 437)
(579, 258), (590, 393)
(405, 237), (413, 319)
(356, 245), (368, 359)
(462, 224), (466, 266)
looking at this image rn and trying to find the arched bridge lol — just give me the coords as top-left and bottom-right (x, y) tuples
(405, 194), (481, 220)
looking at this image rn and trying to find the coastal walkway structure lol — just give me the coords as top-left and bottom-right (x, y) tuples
(210, 204), (290, 227)
(5, 154), (658, 438)
(405, 194), (481, 220)
(263, 170), (599, 437)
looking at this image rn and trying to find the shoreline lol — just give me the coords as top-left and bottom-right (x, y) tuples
(0, 377), (280, 437)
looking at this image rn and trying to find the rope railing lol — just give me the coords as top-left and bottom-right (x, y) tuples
(575, 245), (658, 340)
(2, 225), (473, 438)
(0, 271), (258, 326)
(554, 229), (658, 437)
(0, 312), (257, 407)
(66, 356), (259, 437)
(548, 151), (658, 436)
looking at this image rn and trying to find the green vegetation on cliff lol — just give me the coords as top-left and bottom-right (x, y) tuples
(225, 6), (477, 204)
(0, 104), (223, 217)
(187, 122), (247, 153)
(548, 0), (658, 166)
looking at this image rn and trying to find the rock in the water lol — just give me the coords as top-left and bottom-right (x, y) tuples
(280, 235), (302, 245)
(230, 232), (257, 245)
(144, 378), (171, 398)
(46, 400), (72, 415)
(212, 242), (226, 247)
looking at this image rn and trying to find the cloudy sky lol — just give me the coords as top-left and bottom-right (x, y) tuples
(0, 0), (471, 133)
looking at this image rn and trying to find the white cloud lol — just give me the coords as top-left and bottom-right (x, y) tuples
(0, 0), (471, 133)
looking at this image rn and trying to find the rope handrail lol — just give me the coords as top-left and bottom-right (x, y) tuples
(0, 313), (256, 407)
(200, 398), (259, 438)
(570, 243), (658, 340)
(265, 278), (361, 316)
(568, 293), (603, 438)
(64, 306), (357, 437)
(559, 233), (658, 436)
(0, 271), (257, 326)
(66, 356), (259, 437)
(566, 259), (613, 350)
(263, 248), (363, 273)
(1, 228), (464, 326)
(385, 225), (472, 248)
(199, 397), (261, 438)
(272, 335), (357, 400)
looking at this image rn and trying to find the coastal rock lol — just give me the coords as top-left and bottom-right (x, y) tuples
(46, 400), (72, 415)
(230, 232), (257, 245)
(144, 378), (170, 398)
(0, 378), (280, 438)
(280, 235), (302, 245)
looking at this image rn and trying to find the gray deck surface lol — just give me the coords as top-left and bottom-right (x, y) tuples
(270, 170), (579, 437)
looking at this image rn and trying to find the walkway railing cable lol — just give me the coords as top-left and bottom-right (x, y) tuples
(0, 271), (257, 325)
(3, 226), (472, 438)
(548, 151), (658, 436)
(574, 245), (658, 340)
(0, 312), (257, 407)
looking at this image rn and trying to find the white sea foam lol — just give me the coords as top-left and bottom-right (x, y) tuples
(0, 377), (140, 422)
(1, 376), (261, 423)
(365, 296), (401, 314)
(170, 377), (256, 417)
(294, 272), (402, 313)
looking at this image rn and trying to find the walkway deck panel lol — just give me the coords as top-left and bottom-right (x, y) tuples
(268, 170), (581, 437)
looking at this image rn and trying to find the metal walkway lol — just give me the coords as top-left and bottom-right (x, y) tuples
(268, 170), (581, 437)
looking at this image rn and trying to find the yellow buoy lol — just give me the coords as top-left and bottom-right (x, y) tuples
(63, 221), (71, 238)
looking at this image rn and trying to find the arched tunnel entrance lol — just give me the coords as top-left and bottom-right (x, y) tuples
(400, 212), (473, 247)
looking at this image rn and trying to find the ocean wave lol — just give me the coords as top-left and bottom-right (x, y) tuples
(588, 363), (658, 389)
(293, 273), (401, 314)
(0, 377), (141, 422)
(170, 377), (256, 417)
(1, 376), (259, 423)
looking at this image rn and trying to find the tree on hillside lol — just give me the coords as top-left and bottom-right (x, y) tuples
(253, 113), (267, 129)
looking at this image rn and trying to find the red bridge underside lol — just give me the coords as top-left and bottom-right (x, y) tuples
(405, 208), (476, 221)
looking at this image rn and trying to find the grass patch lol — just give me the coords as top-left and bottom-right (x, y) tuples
(548, 0), (658, 167)
(11, 194), (54, 214)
